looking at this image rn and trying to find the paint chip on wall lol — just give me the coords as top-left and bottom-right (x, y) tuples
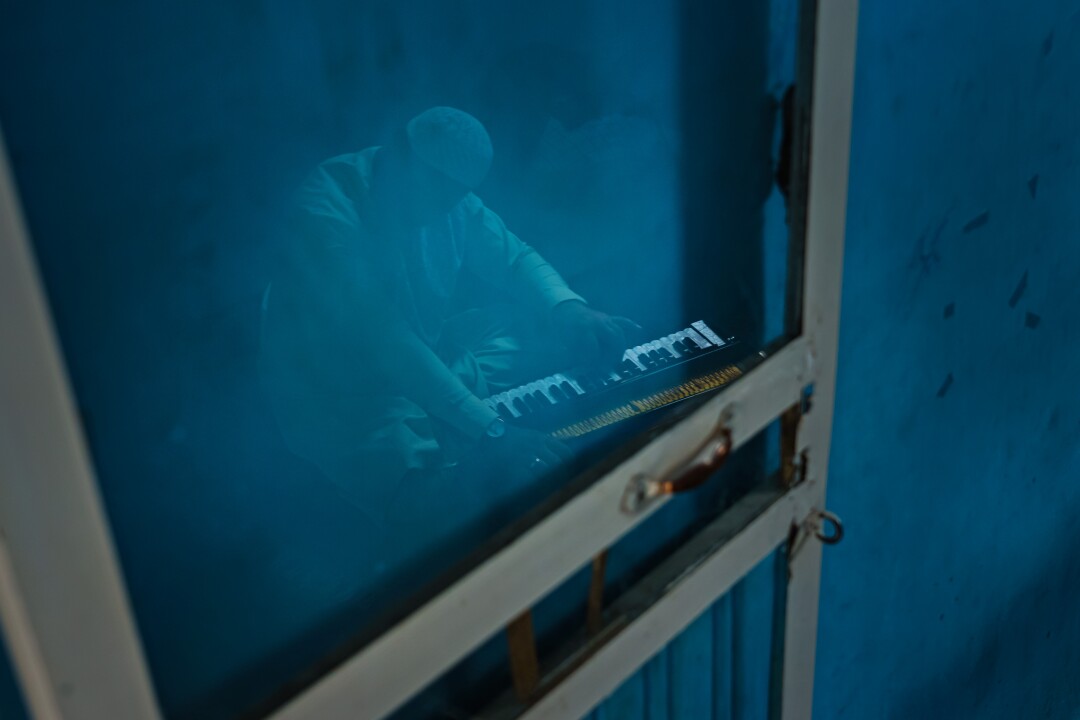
(962, 211), (990, 234)
(937, 373), (954, 398)
(1009, 270), (1028, 308)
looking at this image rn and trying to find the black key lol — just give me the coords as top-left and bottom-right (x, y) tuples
(550, 384), (569, 402)
(648, 350), (667, 365)
(620, 359), (640, 376)
(524, 393), (544, 412)
(560, 381), (579, 396)
(531, 390), (553, 407)
(513, 397), (530, 416)
(496, 402), (513, 417)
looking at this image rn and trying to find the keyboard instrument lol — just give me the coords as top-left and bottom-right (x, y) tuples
(483, 321), (743, 440)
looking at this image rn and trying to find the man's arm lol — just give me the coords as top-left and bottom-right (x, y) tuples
(290, 196), (499, 439)
(356, 307), (499, 438)
(461, 195), (638, 365)
(460, 194), (585, 315)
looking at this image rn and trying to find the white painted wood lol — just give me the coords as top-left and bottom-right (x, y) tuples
(0, 132), (161, 719)
(780, 515), (826, 720)
(518, 483), (818, 720)
(0, 536), (64, 720)
(781, 0), (861, 718)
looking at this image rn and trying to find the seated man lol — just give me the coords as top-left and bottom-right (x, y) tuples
(259, 107), (633, 550)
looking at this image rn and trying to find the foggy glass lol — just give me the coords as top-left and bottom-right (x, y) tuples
(0, 0), (802, 716)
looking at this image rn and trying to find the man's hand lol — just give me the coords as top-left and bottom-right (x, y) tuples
(482, 424), (572, 475)
(551, 300), (641, 368)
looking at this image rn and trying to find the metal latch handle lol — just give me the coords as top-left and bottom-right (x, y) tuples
(621, 421), (733, 515)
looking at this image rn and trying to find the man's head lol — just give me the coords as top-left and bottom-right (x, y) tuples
(407, 106), (493, 188)
(378, 107), (493, 227)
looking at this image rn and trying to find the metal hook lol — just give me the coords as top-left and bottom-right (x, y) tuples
(814, 509), (844, 545)
(789, 508), (845, 566)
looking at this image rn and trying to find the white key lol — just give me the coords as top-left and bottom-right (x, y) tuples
(522, 381), (543, 404)
(692, 321), (725, 346)
(534, 380), (557, 404)
(623, 349), (648, 372)
(556, 372), (587, 395)
(503, 394), (523, 418)
(685, 328), (711, 348)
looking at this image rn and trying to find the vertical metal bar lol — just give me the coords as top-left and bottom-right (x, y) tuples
(506, 611), (541, 701)
(0, 131), (162, 719)
(779, 529), (825, 720)
(587, 551), (609, 637)
(779, 0), (860, 717)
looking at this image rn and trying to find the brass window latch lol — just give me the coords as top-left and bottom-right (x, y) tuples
(621, 413), (733, 515)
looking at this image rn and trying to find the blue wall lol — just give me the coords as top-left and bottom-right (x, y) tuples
(815, 1), (1080, 718)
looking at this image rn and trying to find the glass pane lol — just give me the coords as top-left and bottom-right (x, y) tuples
(0, 0), (808, 716)
(589, 550), (781, 720)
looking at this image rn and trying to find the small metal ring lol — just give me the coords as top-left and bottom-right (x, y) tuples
(814, 510), (843, 545)
(620, 473), (658, 515)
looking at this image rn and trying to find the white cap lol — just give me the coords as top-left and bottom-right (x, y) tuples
(406, 107), (493, 188)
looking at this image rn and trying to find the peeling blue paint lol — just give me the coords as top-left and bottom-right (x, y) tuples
(815, 1), (1080, 718)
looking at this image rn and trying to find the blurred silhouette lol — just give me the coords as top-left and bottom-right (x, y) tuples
(258, 107), (634, 542)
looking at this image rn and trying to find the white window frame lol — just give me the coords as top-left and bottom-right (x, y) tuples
(0, 1), (857, 718)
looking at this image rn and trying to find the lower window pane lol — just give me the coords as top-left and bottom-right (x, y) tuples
(388, 417), (786, 719)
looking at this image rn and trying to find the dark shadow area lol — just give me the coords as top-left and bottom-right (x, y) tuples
(892, 534), (1080, 720)
(0, 634), (28, 720)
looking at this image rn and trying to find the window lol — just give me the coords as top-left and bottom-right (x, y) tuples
(0, 1), (858, 718)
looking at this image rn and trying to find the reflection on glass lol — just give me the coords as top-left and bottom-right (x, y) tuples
(258, 105), (743, 597)
(0, 0), (800, 716)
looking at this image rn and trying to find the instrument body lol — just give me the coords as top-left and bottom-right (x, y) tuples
(483, 321), (742, 439)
